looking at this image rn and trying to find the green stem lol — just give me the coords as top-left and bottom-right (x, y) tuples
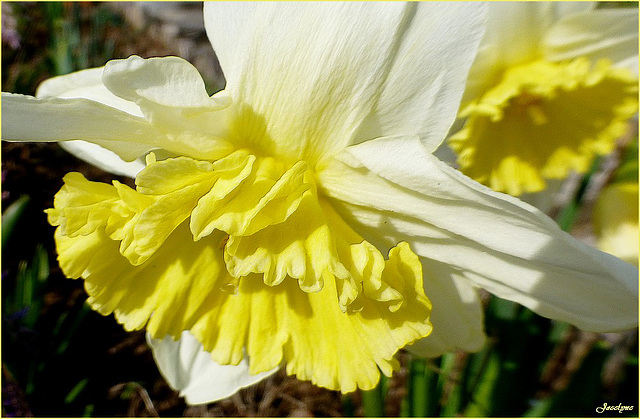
(410, 358), (427, 416)
(439, 353), (464, 417)
(361, 378), (385, 417)
(409, 357), (439, 416)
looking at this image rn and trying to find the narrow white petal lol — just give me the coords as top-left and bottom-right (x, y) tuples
(318, 136), (638, 332)
(543, 9), (639, 74)
(58, 141), (145, 178)
(34, 67), (146, 177)
(36, 67), (143, 116)
(1, 92), (156, 161)
(409, 258), (486, 357)
(36, 67), (105, 97)
(3, 57), (236, 163)
(204, 2), (486, 160)
(147, 331), (277, 405)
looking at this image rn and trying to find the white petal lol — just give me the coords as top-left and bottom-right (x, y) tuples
(348, 2), (487, 151)
(484, 2), (595, 63)
(409, 258), (486, 357)
(543, 9), (639, 75)
(101, 55), (225, 109)
(2, 56), (236, 162)
(58, 141), (145, 178)
(147, 331), (278, 405)
(318, 136), (638, 332)
(36, 67), (143, 116)
(34, 67), (146, 177)
(464, 2), (595, 101)
(101, 56), (235, 160)
(1, 92), (157, 161)
(552, 2), (597, 18)
(204, 2), (486, 160)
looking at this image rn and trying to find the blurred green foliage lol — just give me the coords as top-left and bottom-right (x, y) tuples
(1, 188), (165, 417)
(2, 3), (165, 416)
(2, 2), (126, 95)
(358, 295), (637, 417)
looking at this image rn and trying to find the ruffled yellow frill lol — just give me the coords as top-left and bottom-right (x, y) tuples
(450, 58), (638, 196)
(47, 150), (433, 392)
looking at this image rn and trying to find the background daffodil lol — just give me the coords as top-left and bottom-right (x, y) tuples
(2, 2), (638, 405)
(594, 181), (639, 266)
(593, 139), (639, 267)
(448, 2), (639, 196)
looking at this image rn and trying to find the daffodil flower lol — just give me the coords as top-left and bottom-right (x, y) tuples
(594, 181), (639, 266)
(449, 2), (639, 196)
(2, 2), (638, 405)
